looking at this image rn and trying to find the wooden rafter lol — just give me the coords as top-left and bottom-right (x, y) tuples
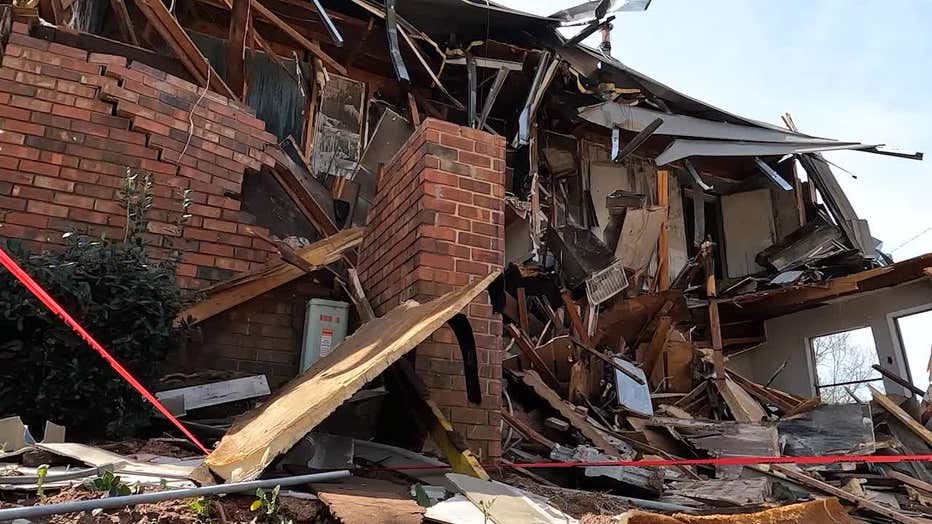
(131, 0), (236, 99)
(227, 0), (250, 99)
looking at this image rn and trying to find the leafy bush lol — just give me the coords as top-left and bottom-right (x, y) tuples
(0, 172), (193, 438)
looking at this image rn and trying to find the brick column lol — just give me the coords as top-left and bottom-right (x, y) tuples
(358, 118), (506, 460)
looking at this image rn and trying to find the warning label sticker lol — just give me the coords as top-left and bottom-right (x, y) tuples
(320, 328), (333, 357)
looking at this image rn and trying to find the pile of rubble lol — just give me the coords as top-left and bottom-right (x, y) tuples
(3, 247), (932, 523)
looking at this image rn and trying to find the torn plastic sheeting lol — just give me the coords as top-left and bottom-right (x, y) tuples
(204, 271), (500, 482)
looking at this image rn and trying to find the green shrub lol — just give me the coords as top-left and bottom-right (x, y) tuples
(0, 172), (193, 438)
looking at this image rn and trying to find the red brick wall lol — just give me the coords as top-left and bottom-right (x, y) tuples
(358, 118), (506, 460)
(0, 24), (323, 384)
(173, 276), (335, 388)
(0, 23), (281, 290)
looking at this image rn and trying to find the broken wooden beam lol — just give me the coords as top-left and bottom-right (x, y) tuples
(226, 0), (250, 99)
(131, 0), (236, 99)
(250, 0), (347, 75)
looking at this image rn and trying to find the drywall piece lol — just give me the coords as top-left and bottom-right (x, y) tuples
(589, 161), (635, 237)
(313, 478), (424, 524)
(666, 179), (689, 282)
(177, 228), (364, 326)
(424, 494), (487, 524)
(0, 416), (26, 452)
(778, 403), (875, 457)
(205, 272), (499, 481)
(42, 422), (65, 444)
(721, 189), (776, 278)
(614, 357), (653, 416)
(312, 74), (366, 179)
(155, 376), (270, 411)
(350, 108), (413, 226)
(446, 473), (579, 524)
(616, 206), (666, 272)
(36, 443), (197, 480)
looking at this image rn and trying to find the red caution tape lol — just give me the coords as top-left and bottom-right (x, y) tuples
(379, 453), (932, 471)
(0, 246), (209, 454)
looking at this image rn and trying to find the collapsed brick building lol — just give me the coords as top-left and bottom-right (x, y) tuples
(0, 0), (928, 480)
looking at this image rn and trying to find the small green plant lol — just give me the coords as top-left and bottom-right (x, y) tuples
(35, 464), (49, 499)
(85, 470), (133, 497)
(187, 496), (211, 523)
(249, 486), (293, 524)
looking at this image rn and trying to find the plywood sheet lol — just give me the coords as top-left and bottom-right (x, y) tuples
(617, 206), (666, 272)
(205, 272), (500, 481)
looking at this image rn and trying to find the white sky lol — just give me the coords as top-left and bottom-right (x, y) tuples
(498, 0), (932, 389)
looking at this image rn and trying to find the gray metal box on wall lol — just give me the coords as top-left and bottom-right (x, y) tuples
(300, 299), (350, 372)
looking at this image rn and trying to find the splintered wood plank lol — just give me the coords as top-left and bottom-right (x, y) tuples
(177, 228), (363, 326)
(205, 272), (499, 481)
(870, 385), (932, 447)
(519, 370), (617, 454)
(719, 377), (766, 422)
(132, 0), (235, 99)
(668, 478), (770, 506)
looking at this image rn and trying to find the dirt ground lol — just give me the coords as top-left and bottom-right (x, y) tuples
(0, 486), (327, 523)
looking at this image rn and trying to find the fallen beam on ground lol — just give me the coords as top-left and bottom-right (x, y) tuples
(204, 272), (499, 481)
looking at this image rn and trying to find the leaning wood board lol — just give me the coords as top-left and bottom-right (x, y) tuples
(205, 271), (500, 481)
(177, 228), (363, 325)
(870, 385), (932, 447)
(519, 370), (618, 454)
